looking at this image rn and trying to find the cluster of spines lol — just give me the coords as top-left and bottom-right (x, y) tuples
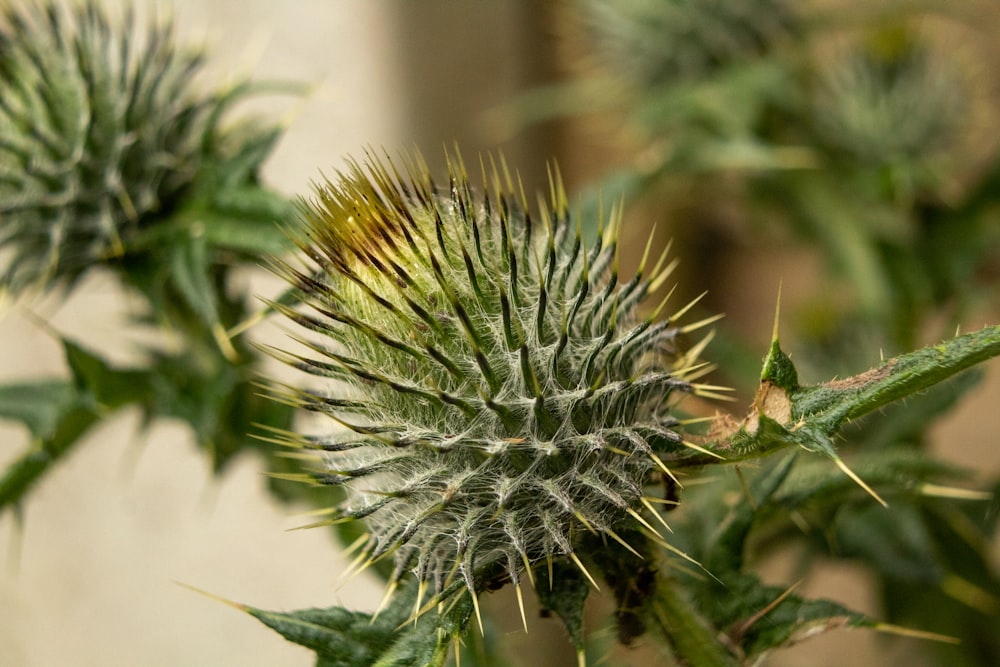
(265, 150), (724, 627)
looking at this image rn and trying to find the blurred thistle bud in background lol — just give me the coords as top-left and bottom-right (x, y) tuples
(0, 1), (273, 297)
(579, 0), (798, 88)
(812, 28), (965, 175)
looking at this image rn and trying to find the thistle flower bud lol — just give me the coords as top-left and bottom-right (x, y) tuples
(580, 0), (797, 87)
(270, 150), (715, 613)
(0, 1), (220, 294)
(813, 37), (964, 168)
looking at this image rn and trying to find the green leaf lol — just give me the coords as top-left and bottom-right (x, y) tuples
(168, 231), (221, 333)
(832, 503), (942, 581)
(0, 379), (78, 439)
(0, 337), (160, 513)
(719, 573), (872, 658)
(63, 337), (151, 409)
(790, 324), (1000, 427)
(195, 207), (293, 257)
(144, 348), (239, 468)
(0, 397), (99, 512)
(844, 369), (982, 451)
(705, 453), (797, 576)
(877, 498), (1000, 667)
(209, 123), (286, 188)
(641, 457), (871, 664)
(535, 558), (591, 652)
(647, 574), (741, 667)
(247, 580), (471, 667)
(768, 174), (893, 314)
(782, 442), (970, 503)
(249, 605), (386, 666)
(638, 61), (791, 134)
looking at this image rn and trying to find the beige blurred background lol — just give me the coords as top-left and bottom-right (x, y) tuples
(1, 2), (998, 666)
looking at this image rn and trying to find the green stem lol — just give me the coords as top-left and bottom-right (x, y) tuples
(646, 571), (741, 667)
(681, 324), (1000, 466)
(795, 323), (1000, 426)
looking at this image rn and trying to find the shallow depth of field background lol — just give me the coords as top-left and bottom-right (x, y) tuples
(1, 2), (999, 666)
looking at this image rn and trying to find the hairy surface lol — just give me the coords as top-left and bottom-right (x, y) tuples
(270, 151), (713, 608)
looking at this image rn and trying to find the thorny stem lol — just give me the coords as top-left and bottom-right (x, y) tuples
(795, 323), (1000, 426)
(683, 324), (1000, 466)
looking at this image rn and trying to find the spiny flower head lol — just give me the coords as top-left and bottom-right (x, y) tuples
(0, 1), (230, 294)
(269, 150), (718, 615)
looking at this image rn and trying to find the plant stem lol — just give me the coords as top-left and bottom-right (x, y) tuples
(680, 324), (1000, 466)
(646, 571), (740, 667)
(797, 323), (1000, 426)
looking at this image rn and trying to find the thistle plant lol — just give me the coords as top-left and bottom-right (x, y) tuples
(3, 3), (1000, 665)
(266, 150), (719, 624)
(251, 150), (1000, 666)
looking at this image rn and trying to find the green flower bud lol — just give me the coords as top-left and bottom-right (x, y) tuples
(269, 150), (716, 618)
(0, 1), (219, 294)
(814, 37), (964, 167)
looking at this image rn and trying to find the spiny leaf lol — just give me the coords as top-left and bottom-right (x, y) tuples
(717, 573), (873, 658)
(245, 580), (471, 667)
(793, 325), (1000, 427)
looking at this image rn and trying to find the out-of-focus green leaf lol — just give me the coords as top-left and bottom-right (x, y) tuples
(0, 336), (160, 512)
(195, 207), (293, 257)
(167, 231), (221, 333)
(636, 61), (790, 137)
(705, 453), (797, 575)
(879, 497), (1000, 667)
(834, 503), (942, 581)
(0, 402), (99, 511)
(0, 380), (78, 439)
(209, 122), (286, 188)
(63, 337), (152, 409)
(763, 442), (968, 511)
(766, 173), (893, 315)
